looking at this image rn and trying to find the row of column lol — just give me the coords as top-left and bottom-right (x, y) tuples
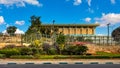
(59, 27), (95, 35)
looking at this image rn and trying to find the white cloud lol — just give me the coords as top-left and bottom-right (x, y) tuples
(2, 30), (7, 34)
(95, 13), (120, 27)
(0, 16), (5, 25)
(85, 17), (91, 23)
(0, 0), (42, 7)
(87, 0), (91, 7)
(15, 20), (25, 25)
(2, 28), (24, 34)
(73, 0), (82, 5)
(15, 29), (24, 34)
(111, 0), (115, 4)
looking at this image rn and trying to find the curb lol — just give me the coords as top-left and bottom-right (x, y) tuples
(6, 62), (120, 64)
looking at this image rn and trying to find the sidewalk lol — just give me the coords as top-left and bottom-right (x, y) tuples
(0, 59), (120, 64)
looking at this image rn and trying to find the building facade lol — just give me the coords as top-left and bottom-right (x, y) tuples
(42, 24), (99, 36)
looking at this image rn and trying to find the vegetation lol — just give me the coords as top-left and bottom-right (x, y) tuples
(56, 33), (66, 54)
(112, 26), (120, 42)
(6, 26), (17, 36)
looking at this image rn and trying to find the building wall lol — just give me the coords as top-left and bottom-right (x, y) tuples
(58, 26), (95, 35)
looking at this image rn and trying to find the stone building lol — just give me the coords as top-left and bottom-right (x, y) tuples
(42, 24), (99, 36)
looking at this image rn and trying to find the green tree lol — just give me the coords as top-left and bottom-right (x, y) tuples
(112, 26), (120, 42)
(56, 33), (66, 54)
(26, 15), (41, 35)
(6, 26), (17, 36)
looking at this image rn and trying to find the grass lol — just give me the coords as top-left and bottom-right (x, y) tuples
(96, 51), (120, 56)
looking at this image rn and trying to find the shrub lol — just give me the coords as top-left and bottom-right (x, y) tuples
(3, 44), (16, 49)
(0, 54), (6, 58)
(20, 47), (33, 55)
(63, 45), (88, 55)
(0, 48), (20, 58)
(42, 43), (50, 54)
(10, 55), (34, 59)
(48, 48), (57, 55)
(31, 48), (40, 55)
(30, 40), (43, 49)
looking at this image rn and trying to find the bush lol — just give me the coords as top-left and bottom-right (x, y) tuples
(48, 48), (58, 55)
(3, 44), (16, 49)
(0, 48), (20, 58)
(10, 55), (34, 59)
(0, 54), (6, 58)
(64, 45), (88, 55)
(31, 48), (39, 55)
(42, 43), (50, 54)
(20, 47), (33, 55)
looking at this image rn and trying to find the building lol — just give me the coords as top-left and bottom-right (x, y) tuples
(42, 24), (99, 36)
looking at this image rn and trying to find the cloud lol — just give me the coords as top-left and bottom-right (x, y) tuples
(88, 8), (94, 13)
(87, 0), (91, 7)
(73, 0), (82, 5)
(0, 16), (5, 25)
(95, 13), (120, 27)
(0, 0), (42, 7)
(2, 28), (24, 34)
(2, 30), (7, 34)
(111, 0), (116, 4)
(85, 17), (91, 23)
(15, 29), (24, 34)
(15, 20), (25, 25)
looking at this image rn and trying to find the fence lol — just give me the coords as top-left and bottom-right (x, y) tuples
(0, 34), (119, 46)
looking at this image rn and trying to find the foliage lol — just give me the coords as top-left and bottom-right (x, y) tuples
(31, 48), (40, 55)
(56, 33), (66, 54)
(30, 40), (43, 48)
(63, 45), (88, 55)
(0, 48), (20, 58)
(20, 47), (33, 55)
(6, 26), (17, 36)
(10, 55), (34, 59)
(25, 15), (41, 35)
(52, 42), (60, 54)
(56, 33), (66, 45)
(76, 36), (85, 41)
(42, 43), (50, 54)
(3, 45), (16, 49)
(48, 48), (58, 55)
(96, 51), (120, 56)
(0, 54), (6, 58)
(112, 26), (120, 42)
(85, 38), (93, 42)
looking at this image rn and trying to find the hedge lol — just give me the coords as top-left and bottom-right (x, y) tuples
(10, 55), (34, 59)
(0, 54), (6, 59)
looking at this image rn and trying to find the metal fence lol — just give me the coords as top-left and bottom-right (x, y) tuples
(0, 34), (119, 46)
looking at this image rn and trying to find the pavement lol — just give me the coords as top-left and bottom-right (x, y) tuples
(0, 64), (120, 68)
(0, 59), (120, 64)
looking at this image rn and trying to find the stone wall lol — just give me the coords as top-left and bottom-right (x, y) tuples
(86, 44), (120, 54)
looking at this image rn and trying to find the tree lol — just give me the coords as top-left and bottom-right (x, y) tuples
(56, 32), (66, 54)
(6, 26), (17, 36)
(25, 15), (42, 42)
(112, 26), (120, 42)
(25, 15), (41, 35)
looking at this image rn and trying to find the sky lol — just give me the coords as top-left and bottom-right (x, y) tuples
(0, 0), (120, 35)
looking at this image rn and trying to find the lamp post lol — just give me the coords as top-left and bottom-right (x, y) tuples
(52, 20), (55, 44)
(107, 23), (110, 45)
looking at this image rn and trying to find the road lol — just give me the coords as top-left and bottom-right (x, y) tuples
(0, 64), (120, 68)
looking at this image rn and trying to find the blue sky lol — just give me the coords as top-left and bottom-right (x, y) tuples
(0, 0), (120, 35)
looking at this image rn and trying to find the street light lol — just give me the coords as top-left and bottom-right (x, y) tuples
(52, 20), (55, 44)
(107, 23), (110, 45)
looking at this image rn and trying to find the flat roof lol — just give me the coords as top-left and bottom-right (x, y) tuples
(41, 24), (99, 27)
